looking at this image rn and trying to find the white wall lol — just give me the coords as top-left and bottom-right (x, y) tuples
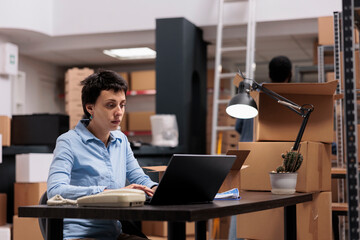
(18, 55), (64, 115)
(0, 36), (12, 117)
(51, 0), (341, 36)
(0, 76), (12, 117)
(0, 0), (342, 37)
(0, 0), (53, 35)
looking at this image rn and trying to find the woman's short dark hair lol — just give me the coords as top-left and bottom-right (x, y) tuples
(80, 69), (128, 119)
(269, 56), (292, 83)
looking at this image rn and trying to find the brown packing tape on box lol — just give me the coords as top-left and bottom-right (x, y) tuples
(236, 192), (332, 240)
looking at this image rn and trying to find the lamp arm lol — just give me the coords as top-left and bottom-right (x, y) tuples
(293, 107), (313, 151)
(250, 80), (303, 116)
(246, 78), (315, 151)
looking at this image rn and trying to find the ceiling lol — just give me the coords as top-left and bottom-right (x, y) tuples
(0, 19), (318, 82)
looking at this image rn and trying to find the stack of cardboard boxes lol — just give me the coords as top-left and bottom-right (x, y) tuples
(235, 81), (337, 239)
(12, 153), (53, 240)
(126, 70), (156, 143)
(65, 67), (94, 129)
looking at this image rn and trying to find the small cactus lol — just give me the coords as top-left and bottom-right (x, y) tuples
(276, 150), (303, 173)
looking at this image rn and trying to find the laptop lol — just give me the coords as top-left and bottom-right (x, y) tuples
(147, 154), (236, 205)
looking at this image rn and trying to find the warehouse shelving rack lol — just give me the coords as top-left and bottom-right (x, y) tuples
(326, 0), (360, 239)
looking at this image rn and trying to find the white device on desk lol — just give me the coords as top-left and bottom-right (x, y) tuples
(77, 189), (146, 207)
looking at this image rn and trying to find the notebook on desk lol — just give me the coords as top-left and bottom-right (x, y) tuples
(147, 154), (237, 205)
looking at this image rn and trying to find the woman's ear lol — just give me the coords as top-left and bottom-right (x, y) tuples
(85, 104), (94, 116)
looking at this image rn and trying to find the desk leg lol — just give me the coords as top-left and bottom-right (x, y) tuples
(195, 221), (206, 240)
(46, 218), (63, 240)
(284, 205), (296, 240)
(168, 221), (185, 240)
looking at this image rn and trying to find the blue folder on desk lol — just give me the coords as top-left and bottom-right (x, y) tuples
(148, 154), (237, 205)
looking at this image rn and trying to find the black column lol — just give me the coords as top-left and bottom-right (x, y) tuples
(156, 18), (207, 154)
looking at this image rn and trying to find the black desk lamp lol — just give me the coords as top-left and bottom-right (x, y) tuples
(226, 72), (314, 151)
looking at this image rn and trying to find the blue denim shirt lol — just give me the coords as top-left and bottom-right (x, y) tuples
(47, 120), (157, 239)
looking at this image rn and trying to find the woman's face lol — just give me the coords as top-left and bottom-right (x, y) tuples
(86, 89), (126, 132)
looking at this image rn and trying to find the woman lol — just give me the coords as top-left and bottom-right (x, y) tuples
(47, 70), (157, 240)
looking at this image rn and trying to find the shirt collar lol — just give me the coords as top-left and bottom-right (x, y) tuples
(75, 119), (123, 144)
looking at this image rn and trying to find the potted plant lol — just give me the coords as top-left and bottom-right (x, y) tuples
(269, 149), (303, 194)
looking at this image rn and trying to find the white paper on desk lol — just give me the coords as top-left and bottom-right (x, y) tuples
(215, 188), (240, 199)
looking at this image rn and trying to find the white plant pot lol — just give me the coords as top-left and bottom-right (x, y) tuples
(269, 172), (298, 194)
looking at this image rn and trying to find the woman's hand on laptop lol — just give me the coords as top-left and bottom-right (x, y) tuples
(123, 184), (155, 197)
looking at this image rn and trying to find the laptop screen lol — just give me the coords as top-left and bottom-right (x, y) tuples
(149, 154), (236, 205)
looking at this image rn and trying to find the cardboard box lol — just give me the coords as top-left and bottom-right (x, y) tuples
(219, 150), (249, 192)
(318, 16), (359, 45)
(14, 182), (47, 215)
(13, 215), (42, 240)
(318, 16), (335, 46)
(65, 67), (94, 82)
(212, 150), (249, 239)
(127, 111), (155, 131)
(239, 141), (331, 192)
(0, 194), (6, 226)
(130, 70), (156, 91)
(0, 116), (11, 146)
(326, 71), (335, 82)
(142, 221), (195, 237)
(118, 72), (129, 83)
(120, 112), (127, 132)
(255, 81), (337, 143)
(15, 153), (53, 183)
(237, 191), (332, 240)
(0, 224), (11, 240)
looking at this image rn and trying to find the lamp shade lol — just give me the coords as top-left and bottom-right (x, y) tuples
(226, 92), (258, 119)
